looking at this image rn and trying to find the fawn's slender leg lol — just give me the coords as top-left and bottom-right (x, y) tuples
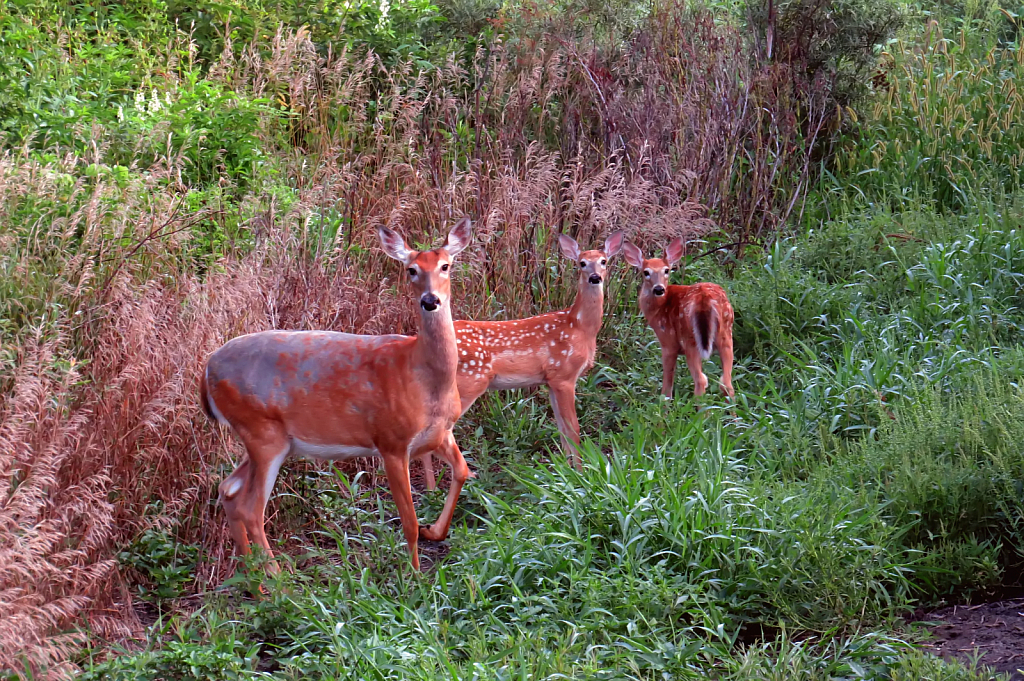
(718, 331), (735, 398)
(549, 381), (582, 469)
(661, 348), (679, 398)
(420, 453), (437, 491)
(682, 343), (709, 397)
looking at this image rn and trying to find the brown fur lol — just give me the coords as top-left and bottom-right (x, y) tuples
(418, 231), (624, 485)
(201, 219), (474, 575)
(623, 239), (736, 400)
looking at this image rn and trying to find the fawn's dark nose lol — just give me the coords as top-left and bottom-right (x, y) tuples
(420, 293), (440, 311)
(652, 285), (666, 296)
(589, 273), (602, 285)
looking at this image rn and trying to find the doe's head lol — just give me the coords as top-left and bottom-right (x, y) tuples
(379, 217), (473, 313)
(622, 237), (684, 298)
(558, 230), (625, 287)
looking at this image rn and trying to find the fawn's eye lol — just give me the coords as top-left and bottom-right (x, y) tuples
(600, 259), (607, 266)
(664, 269), (670, 275)
(579, 260), (586, 268)
(643, 270), (651, 278)
(408, 268), (417, 277)
(441, 263), (449, 272)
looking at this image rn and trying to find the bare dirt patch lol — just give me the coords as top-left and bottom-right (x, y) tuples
(919, 598), (1024, 680)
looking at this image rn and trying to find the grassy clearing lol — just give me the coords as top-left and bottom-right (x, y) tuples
(76, 198), (1024, 679)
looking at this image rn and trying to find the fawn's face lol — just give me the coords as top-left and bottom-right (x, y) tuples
(379, 217), (473, 313)
(640, 257), (673, 297)
(559, 231), (625, 288)
(577, 248), (612, 286)
(622, 237), (684, 300)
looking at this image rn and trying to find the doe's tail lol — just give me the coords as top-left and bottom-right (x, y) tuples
(690, 295), (719, 360)
(199, 369), (217, 422)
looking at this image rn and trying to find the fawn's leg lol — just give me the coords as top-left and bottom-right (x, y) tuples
(549, 381), (582, 469)
(661, 347), (679, 398)
(682, 343), (709, 397)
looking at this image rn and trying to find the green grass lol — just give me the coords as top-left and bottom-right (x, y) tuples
(77, 196), (1024, 680)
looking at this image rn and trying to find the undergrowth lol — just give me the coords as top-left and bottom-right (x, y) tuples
(73, 196), (1024, 680)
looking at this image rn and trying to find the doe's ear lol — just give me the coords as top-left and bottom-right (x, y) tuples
(379, 226), (415, 263)
(665, 237), (685, 267)
(558, 233), (581, 262)
(444, 216), (473, 258)
(621, 242), (645, 269)
(603, 230), (625, 258)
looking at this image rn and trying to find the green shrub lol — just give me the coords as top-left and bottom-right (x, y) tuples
(119, 527), (201, 600)
(746, 0), (904, 110)
(107, 76), (275, 187)
(837, 29), (1024, 209)
(167, 0), (448, 66)
(823, 373), (1024, 598)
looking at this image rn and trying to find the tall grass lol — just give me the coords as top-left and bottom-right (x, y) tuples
(837, 23), (1024, 208)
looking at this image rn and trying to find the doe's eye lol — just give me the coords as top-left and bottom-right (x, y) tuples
(600, 259), (607, 265)
(441, 263), (449, 272)
(664, 269), (670, 275)
(407, 268), (417, 277)
(579, 260), (586, 268)
(643, 270), (650, 278)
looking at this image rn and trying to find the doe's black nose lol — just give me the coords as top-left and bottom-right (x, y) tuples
(652, 285), (666, 296)
(420, 293), (440, 311)
(589, 274), (602, 285)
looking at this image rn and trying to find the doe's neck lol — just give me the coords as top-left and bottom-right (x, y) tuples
(414, 304), (458, 384)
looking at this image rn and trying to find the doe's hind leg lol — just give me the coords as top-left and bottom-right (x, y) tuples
(219, 432), (290, 575)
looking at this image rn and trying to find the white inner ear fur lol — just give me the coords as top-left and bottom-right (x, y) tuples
(379, 228), (415, 263)
(558, 234), (580, 261)
(623, 243), (645, 269)
(444, 217), (473, 257)
(604, 231), (625, 258)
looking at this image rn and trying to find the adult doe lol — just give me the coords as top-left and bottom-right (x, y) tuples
(200, 218), (474, 573)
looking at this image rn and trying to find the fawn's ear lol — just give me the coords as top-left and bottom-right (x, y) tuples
(379, 226), (415, 263)
(444, 217), (473, 258)
(558, 233), (581, 262)
(665, 237), (685, 267)
(603, 230), (625, 258)
(622, 242), (645, 269)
